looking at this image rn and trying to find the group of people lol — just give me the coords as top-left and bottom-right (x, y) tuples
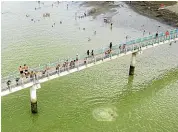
(77, 12), (87, 19)
(87, 50), (94, 57)
(155, 30), (170, 39)
(18, 64), (36, 80)
(55, 58), (77, 73)
(18, 64), (29, 77)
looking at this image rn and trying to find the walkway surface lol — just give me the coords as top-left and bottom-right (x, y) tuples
(1, 28), (178, 96)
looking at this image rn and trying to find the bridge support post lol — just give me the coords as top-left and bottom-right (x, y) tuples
(129, 52), (137, 76)
(30, 77), (37, 114)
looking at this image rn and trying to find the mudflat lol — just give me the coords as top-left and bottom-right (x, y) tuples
(125, 1), (178, 27)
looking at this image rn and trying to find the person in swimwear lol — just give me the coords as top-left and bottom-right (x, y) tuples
(23, 64), (29, 77)
(19, 66), (23, 77)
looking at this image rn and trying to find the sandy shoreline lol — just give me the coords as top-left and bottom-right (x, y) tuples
(81, 1), (178, 28)
(125, 1), (178, 27)
(166, 2), (178, 14)
(80, 1), (121, 18)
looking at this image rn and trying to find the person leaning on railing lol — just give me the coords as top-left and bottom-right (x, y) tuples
(6, 80), (11, 90)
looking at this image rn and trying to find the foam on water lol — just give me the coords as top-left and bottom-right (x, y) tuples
(93, 106), (118, 121)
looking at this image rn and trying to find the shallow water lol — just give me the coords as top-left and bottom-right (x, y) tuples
(2, 1), (178, 132)
(1, 1), (173, 76)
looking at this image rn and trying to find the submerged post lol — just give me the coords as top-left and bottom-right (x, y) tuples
(129, 52), (137, 76)
(30, 76), (37, 113)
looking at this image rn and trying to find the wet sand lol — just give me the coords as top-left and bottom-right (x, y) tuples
(125, 1), (178, 27)
(166, 2), (178, 14)
(80, 1), (122, 18)
(81, 1), (178, 27)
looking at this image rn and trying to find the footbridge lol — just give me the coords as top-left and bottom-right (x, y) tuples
(1, 29), (178, 97)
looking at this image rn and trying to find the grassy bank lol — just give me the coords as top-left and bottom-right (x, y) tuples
(126, 1), (178, 27)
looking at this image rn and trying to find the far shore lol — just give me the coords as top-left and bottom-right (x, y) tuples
(125, 1), (178, 27)
(81, 1), (178, 28)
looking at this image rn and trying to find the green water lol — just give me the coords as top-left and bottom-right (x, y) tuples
(2, 54), (178, 132)
(2, 1), (178, 132)
(1, 1), (172, 76)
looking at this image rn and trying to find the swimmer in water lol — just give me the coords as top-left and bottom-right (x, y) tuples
(88, 37), (91, 41)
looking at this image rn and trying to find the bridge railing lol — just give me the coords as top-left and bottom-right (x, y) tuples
(1, 29), (178, 92)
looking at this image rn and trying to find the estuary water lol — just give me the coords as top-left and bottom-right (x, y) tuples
(2, 1), (178, 132)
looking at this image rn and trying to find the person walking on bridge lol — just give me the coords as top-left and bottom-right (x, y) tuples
(76, 54), (78, 61)
(87, 50), (90, 57)
(155, 32), (158, 38)
(165, 31), (170, 39)
(91, 50), (94, 57)
(109, 42), (112, 50)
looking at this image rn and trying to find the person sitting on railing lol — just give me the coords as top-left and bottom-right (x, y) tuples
(19, 66), (24, 77)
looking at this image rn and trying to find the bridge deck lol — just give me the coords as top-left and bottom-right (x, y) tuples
(1, 29), (178, 96)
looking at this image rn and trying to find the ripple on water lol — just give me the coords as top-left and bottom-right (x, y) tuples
(92, 106), (117, 121)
